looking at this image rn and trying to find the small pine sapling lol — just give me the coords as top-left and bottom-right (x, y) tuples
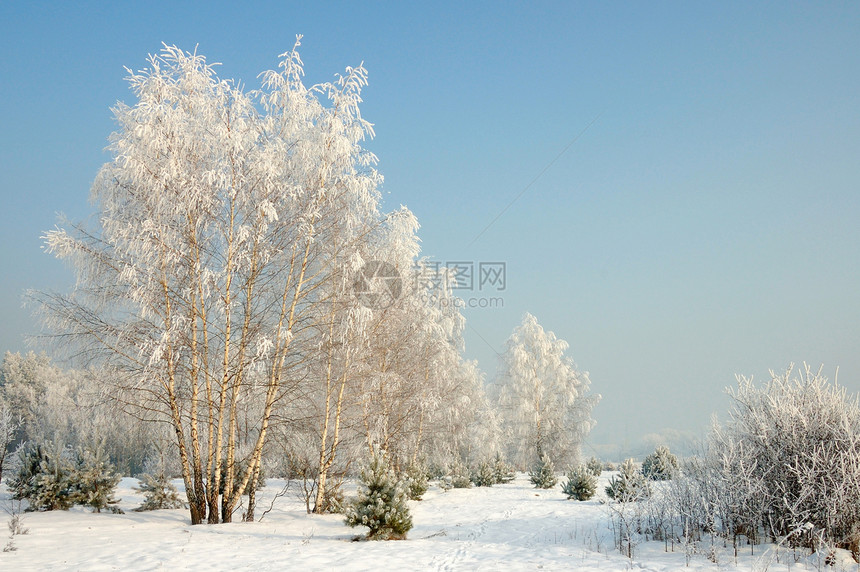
(561, 465), (597, 500)
(471, 460), (495, 487)
(529, 454), (558, 489)
(134, 473), (185, 511)
(344, 452), (412, 540)
(641, 446), (679, 481)
(71, 446), (123, 513)
(605, 458), (650, 502)
(403, 462), (429, 500)
(448, 458), (472, 489)
(586, 456), (603, 477)
(492, 452), (515, 484)
(9, 442), (75, 511)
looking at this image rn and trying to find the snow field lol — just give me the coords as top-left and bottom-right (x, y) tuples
(2, 473), (857, 571)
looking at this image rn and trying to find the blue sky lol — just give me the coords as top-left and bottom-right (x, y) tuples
(2, 1), (858, 456)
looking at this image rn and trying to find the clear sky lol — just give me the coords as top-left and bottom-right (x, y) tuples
(2, 1), (858, 457)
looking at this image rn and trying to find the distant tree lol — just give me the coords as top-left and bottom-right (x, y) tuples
(447, 458), (473, 489)
(0, 352), (153, 476)
(402, 462), (429, 500)
(494, 313), (599, 469)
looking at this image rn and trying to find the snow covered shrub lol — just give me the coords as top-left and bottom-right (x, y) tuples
(529, 454), (558, 489)
(586, 456), (603, 477)
(344, 452), (412, 540)
(641, 446), (678, 481)
(561, 465), (597, 500)
(8, 442), (76, 511)
(9, 441), (124, 513)
(134, 473), (184, 511)
(706, 365), (860, 554)
(71, 446), (123, 513)
(403, 462), (429, 500)
(439, 476), (453, 491)
(447, 458), (472, 489)
(471, 460), (495, 487)
(605, 459), (650, 502)
(492, 452), (516, 484)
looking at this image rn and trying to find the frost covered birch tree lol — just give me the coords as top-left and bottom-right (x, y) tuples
(31, 40), (387, 524)
(494, 313), (598, 469)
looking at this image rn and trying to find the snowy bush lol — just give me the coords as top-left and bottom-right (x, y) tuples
(344, 452), (412, 540)
(529, 454), (558, 489)
(447, 459), (472, 489)
(492, 452), (516, 484)
(707, 365), (860, 554)
(561, 465), (597, 500)
(9, 441), (124, 513)
(641, 446), (678, 481)
(471, 460), (495, 487)
(8, 442), (76, 511)
(636, 364), (860, 561)
(134, 473), (184, 511)
(605, 459), (650, 502)
(71, 446), (123, 513)
(585, 456), (603, 477)
(403, 462), (429, 500)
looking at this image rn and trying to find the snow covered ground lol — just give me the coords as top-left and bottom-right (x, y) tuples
(1, 473), (857, 571)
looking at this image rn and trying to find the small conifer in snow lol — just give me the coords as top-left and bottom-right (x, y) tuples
(9, 442), (75, 511)
(492, 452), (515, 484)
(403, 462), (429, 501)
(605, 459), (650, 502)
(471, 460), (495, 487)
(641, 446), (678, 481)
(448, 458), (472, 489)
(529, 454), (558, 489)
(344, 452), (412, 540)
(71, 446), (123, 513)
(561, 465), (597, 500)
(586, 456), (603, 477)
(134, 473), (185, 511)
